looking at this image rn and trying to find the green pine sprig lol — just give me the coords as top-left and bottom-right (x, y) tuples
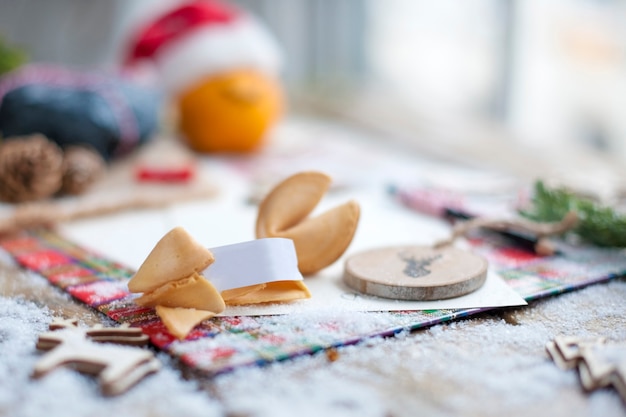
(519, 180), (626, 247)
(0, 36), (27, 76)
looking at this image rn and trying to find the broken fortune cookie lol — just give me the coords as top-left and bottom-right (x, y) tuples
(256, 171), (360, 275)
(128, 227), (310, 339)
(128, 227), (224, 339)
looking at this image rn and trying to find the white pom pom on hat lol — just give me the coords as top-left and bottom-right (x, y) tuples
(125, 0), (283, 94)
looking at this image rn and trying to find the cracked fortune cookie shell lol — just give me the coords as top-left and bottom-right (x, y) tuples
(255, 171), (360, 275)
(128, 226), (214, 294)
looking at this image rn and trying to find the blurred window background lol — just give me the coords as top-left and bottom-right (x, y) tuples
(1, 0), (626, 167)
(245, 0), (626, 169)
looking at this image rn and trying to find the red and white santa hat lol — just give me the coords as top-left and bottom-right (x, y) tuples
(125, 0), (283, 94)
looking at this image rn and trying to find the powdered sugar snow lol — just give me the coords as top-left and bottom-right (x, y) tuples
(2, 279), (625, 417)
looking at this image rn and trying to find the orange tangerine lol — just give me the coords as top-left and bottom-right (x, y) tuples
(176, 68), (284, 153)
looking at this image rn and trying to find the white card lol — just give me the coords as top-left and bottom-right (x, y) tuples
(221, 264), (527, 316)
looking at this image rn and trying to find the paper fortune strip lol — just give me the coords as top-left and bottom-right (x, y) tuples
(204, 238), (304, 291)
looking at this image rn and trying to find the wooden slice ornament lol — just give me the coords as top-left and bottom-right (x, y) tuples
(344, 209), (581, 301)
(343, 245), (488, 301)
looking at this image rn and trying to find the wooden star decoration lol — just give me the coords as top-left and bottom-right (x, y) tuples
(546, 335), (626, 404)
(33, 317), (159, 396)
(545, 335), (607, 370)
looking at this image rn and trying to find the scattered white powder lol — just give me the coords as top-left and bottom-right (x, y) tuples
(0, 297), (223, 417)
(213, 280), (626, 417)
(2, 279), (626, 417)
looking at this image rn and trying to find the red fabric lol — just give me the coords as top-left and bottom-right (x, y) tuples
(135, 166), (195, 183)
(126, 0), (238, 64)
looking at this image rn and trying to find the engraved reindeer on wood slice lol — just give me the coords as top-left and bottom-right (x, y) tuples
(33, 317), (160, 396)
(398, 252), (442, 278)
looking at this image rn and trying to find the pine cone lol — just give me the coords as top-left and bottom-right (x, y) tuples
(61, 146), (105, 195)
(0, 134), (64, 202)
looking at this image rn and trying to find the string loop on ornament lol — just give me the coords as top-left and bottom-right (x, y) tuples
(433, 211), (579, 255)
